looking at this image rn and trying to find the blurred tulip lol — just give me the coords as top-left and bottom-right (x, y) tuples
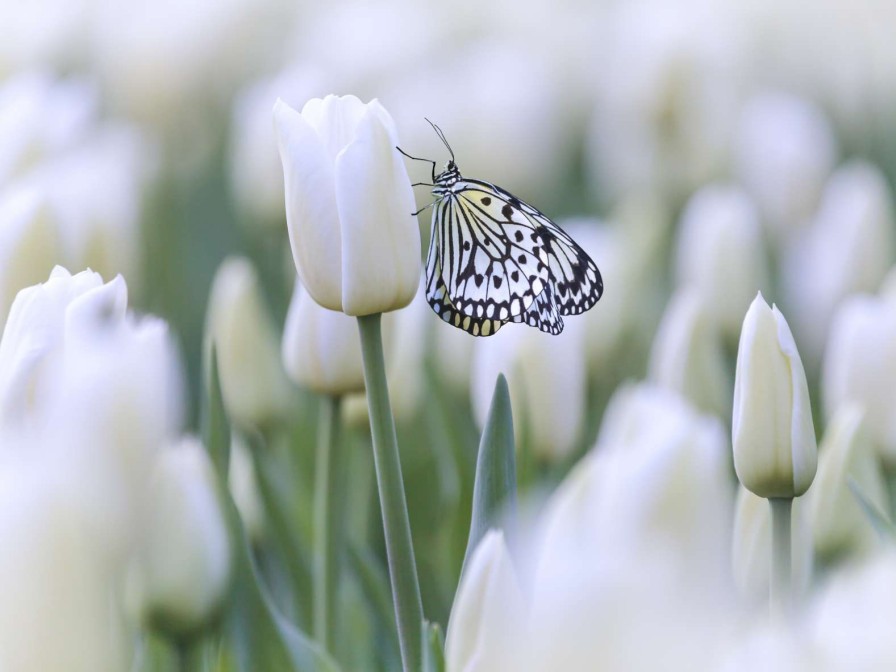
(809, 551), (896, 669)
(433, 316), (475, 393)
(129, 437), (231, 638)
(205, 257), (291, 429)
(734, 92), (836, 237)
(0, 267), (127, 425)
(471, 319), (585, 462)
(647, 288), (731, 418)
(823, 293), (896, 464)
(230, 65), (324, 227)
(0, 465), (133, 672)
(382, 279), (430, 419)
(674, 183), (769, 336)
(733, 294), (817, 498)
(808, 405), (886, 561)
(731, 486), (813, 604)
(0, 185), (60, 332)
(445, 530), (524, 672)
(282, 278), (365, 396)
(781, 161), (896, 365)
(720, 622), (820, 672)
(273, 94), (419, 315)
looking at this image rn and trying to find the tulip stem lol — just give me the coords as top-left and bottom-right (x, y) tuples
(313, 395), (345, 655)
(174, 640), (202, 672)
(357, 313), (424, 672)
(769, 497), (793, 617)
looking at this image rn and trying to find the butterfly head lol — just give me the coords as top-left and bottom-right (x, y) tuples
(433, 160), (461, 197)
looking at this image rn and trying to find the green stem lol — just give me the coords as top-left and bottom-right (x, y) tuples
(357, 313), (423, 672)
(769, 497), (793, 617)
(175, 640), (202, 672)
(313, 395), (346, 654)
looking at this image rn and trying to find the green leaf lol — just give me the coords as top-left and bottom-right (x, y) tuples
(348, 545), (401, 669)
(848, 477), (896, 540)
(202, 344), (231, 482)
(421, 620), (446, 672)
(462, 374), (517, 574)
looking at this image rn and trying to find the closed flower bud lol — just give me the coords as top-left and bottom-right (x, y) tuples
(129, 437), (231, 638)
(733, 293), (817, 498)
(446, 530), (524, 672)
(205, 257), (290, 429)
(674, 183), (769, 336)
(823, 294), (896, 463)
(808, 405), (887, 560)
(273, 95), (420, 315)
(281, 279), (365, 396)
(648, 289), (731, 418)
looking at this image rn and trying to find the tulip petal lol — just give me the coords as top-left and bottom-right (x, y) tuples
(335, 105), (420, 316)
(301, 94), (369, 162)
(273, 99), (344, 311)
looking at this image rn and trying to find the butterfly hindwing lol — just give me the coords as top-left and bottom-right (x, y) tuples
(510, 282), (564, 335)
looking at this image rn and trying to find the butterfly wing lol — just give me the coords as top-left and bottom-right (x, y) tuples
(510, 282), (564, 335)
(434, 184), (551, 322)
(471, 181), (604, 316)
(425, 210), (505, 336)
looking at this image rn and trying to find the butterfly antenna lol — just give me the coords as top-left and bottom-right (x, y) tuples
(425, 118), (455, 163)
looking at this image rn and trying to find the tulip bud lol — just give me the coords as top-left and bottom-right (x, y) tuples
(732, 293), (817, 498)
(674, 183), (769, 336)
(129, 437), (231, 638)
(228, 435), (265, 542)
(823, 294), (896, 464)
(282, 279), (365, 396)
(0, 185), (60, 332)
(808, 405), (887, 560)
(734, 92), (836, 237)
(780, 161), (896, 366)
(273, 95), (420, 315)
(446, 530), (524, 672)
(648, 289), (731, 418)
(205, 257), (291, 429)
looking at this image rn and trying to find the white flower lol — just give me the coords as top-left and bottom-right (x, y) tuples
(781, 161), (896, 366)
(674, 183), (769, 336)
(282, 278), (365, 396)
(0, 184), (60, 332)
(647, 289), (731, 418)
(732, 294), (817, 498)
(128, 437), (231, 637)
(823, 293), (896, 463)
(273, 94), (420, 315)
(734, 92), (836, 236)
(445, 530), (524, 672)
(205, 257), (291, 428)
(471, 320), (586, 462)
(228, 434), (264, 542)
(808, 404), (887, 560)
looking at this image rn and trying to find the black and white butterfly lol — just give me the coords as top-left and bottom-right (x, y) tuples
(400, 121), (602, 337)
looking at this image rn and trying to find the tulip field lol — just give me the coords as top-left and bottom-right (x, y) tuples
(3, 1), (896, 671)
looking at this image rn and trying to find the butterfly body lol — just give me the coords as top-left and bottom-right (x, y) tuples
(405, 128), (602, 337)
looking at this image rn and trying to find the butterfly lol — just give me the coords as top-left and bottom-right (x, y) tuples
(399, 121), (603, 337)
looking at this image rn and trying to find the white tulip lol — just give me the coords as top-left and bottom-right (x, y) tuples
(647, 289), (731, 418)
(129, 437), (231, 637)
(808, 404), (887, 560)
(0, 267), (127, 425)
(781, 161), (896, 365)
(205, 257), (291, 429)
(732, 294), (817, 498)
(720, 622), (820, 672)
(445, 530), (524, 672)
(734, 92), (836, 236)
(228, 434), (265, 542)
(674, 183), (769, 336)
(282, 278), (365, 396)
(471, 319), (586, 462)
(274, 94), (420, 315)
(0, 185), (60, 332)
(823, 293), (896, 463)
